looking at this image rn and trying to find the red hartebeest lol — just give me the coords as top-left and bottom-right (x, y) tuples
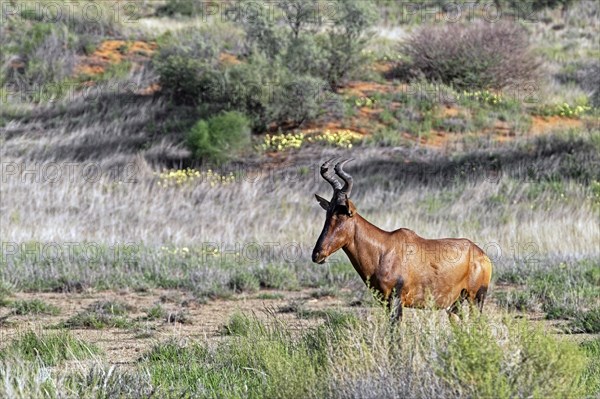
(312, 158), (492, 321)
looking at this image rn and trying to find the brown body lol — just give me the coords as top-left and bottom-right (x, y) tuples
(312, 159), (492, 320)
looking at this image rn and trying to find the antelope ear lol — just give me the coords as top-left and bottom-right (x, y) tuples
(315, 194), (330, 211)
(345, 198), (356, 217)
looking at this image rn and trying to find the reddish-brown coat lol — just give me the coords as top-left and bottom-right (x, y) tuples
(312, 159), (492, 320)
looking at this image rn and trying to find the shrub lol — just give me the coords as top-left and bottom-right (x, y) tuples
(155, 0), (203, 17)
(283, 35), (327, 77)
(241, 2), (287, 60)
(322, 0), (378, 89)
(186, 111), (251, 163)
(267, 74), (328, 126)
(556, 62), (600, 108)
(402, 21), (540, 90)
(153, 29), (220, 105)
(240, 0), (376, 90)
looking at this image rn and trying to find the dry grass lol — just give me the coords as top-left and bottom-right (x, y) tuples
(1, 134), (598, 258)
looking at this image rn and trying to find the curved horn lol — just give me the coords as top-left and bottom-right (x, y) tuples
(320, 157), (342, 193)
(335, 159), (354, 198)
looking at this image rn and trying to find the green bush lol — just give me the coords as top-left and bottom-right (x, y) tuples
(228, 269), (260, 293)
(155, 0), (203, 17)
(268, 74), (328, 127)
(186, 111), (251, 163)
(241, 2), (287, 60)
(322, 0), (378, 89)
(402, 21), (540, 90)
(241, 0), (376, 90)
(153, 28), (220, 105)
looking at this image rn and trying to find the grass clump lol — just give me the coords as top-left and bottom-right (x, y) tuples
(255, 265), (299, 290)
(255, 292), (285, 300)
(569, 308), (600, 333)
(62, 300), (134, 329)
(145, 304), (166, 321)
(495, 260), (600, 325)
(326, 310), (589, 398)
(440, 317), (586, 398)
(581, 338), (600, 397)
(1, 330), (100, 366)
(142, 313), (330, 398)
(228, 269), (260, 294)
(186, 111), (251, 163)
(10, 299), (60, 316)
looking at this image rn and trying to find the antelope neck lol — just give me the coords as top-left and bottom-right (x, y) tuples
(342, 213), (390, 281)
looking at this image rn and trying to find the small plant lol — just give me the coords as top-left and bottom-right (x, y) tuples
(62, 300), (134, 329)
(261, 133), (305, 152)
(156, 168), (235, 187)
(306, 129), (363, 149)
(228, 270), (260, 293)
(165, 310), (191, 324)
(458, 90), (505, 107)
(10, 299), (60, 316)
(255, 265), (299, 290)
(570, 308), (600, 333)
(146, 304), (166, 321)
(532, 103), (591, 118)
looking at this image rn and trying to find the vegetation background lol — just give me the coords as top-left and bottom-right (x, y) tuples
(0, 0), (599, 398)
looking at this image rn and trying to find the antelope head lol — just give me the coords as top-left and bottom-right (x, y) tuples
(312, 158), (356, 264)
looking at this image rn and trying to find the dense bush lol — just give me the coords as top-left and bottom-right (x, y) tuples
(153, 0), (375, 129)
(402, 21), (540, 90)
(268, 74), (329, 127)
(155, 0), (203, 17)
(322, 0), (378, 89)
(243, 0), (376, 90)
(153, 29), (221, 105)
(186, 111), (251, 163)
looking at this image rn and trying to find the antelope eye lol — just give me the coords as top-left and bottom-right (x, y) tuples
(335, 205), (349, 214)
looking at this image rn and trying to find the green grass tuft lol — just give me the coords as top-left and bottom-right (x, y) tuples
(61, 300), (134, 329)
(1, 330), (100, 366)
(10, 299), (60, 316)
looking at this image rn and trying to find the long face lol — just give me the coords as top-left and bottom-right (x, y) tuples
(312, 158), (356, 264)
(312, 196), (356, 264)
